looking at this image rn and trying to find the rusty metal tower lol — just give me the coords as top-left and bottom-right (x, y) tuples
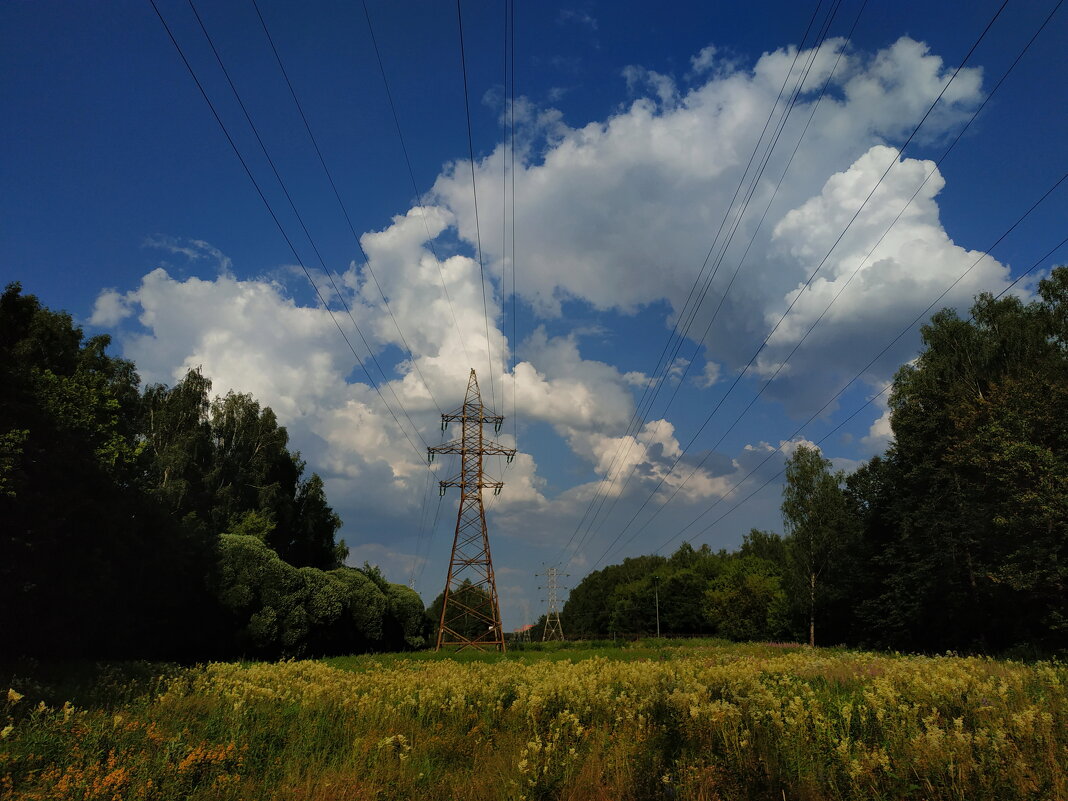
(429, 369), (516, 652)
(538, 566), (567, 642)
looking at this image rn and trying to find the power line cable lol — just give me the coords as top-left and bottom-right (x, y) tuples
(638, 171), (1068, 560)
(578, 0), (850, 547)
(561, 0), (854, 566)
(657, 229), (1068, 556)
(653, 0), (860, 420)
(510, 0), (518, 446)
(150, 0), (430, 463)
(249, 0), (442, 411)
(555, 0), (836, 564)
(573, 0), (1013, 571)
(360, 0), (473, 369)
(457, 0), (498, 409)
(410, 464), (435, 586)
(588, 0), (1056, 567)
(414, 487), (447, 590)
(187, 0), (432, 455)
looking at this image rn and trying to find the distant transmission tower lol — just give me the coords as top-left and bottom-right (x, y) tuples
(538, 566), (567, 641)
(430, 369), (516, 652)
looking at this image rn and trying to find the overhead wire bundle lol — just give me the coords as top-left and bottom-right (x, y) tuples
(147, 0), (1063, 593)
(562, 0), (1063, 574)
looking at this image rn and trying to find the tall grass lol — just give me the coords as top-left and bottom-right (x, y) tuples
(2, 643), (1065, 800)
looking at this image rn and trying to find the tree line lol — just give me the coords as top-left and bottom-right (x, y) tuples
(0, 283), (427, 660)
(562, 268), (1068, 656)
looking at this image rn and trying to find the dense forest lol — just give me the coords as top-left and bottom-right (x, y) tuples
(0, 283), (426, 660)
(5, 269), (1066, 660)
(562, 268), (1068, 656)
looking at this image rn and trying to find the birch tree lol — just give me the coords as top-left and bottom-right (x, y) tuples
(782, 445), (849, 646)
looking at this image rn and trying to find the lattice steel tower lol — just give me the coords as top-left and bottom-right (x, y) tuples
(429, 369), (516, 652)
(538, 566), (567, 642)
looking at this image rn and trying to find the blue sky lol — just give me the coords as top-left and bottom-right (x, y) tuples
(3, 0), (1066, 628)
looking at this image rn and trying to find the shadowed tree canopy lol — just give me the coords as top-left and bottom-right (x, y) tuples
(852, 268), (1068, 653)
(427, 579), (494, 644)
(141, 371), (346, 571)
(1, 283), (417, 660)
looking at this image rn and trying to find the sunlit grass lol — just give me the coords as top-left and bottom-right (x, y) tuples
(3, 641), (1065, 800)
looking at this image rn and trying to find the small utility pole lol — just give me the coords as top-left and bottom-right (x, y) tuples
(538, 566), (567, 641)
(652, 574), (661, 638)
(430, 369), (516, 652)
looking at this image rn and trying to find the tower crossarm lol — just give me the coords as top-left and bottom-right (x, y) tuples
(441, 411), (505, 426)
(439, 479), (504, 492)
(428, 440), (516, 460)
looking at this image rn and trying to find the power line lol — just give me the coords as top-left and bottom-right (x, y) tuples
(588, 0), (1057, 568)
(414, 487), (447, 591)
(150, 0), (430, 464)
(409, 458), (435, 587)
(457, 0), (498, 411)
(559, 0), (850, 566)
(573, 0), (1013, 571)
(360, 0), (472, 369)
(510, 0), (518, 446)
(657, 228), (1068, 557)
(249, 0), (441, 412)
(642, 172), (1068, 560)
(555, 0), (837, 563)
(186, 0), (432, 454)
(577, 0), (852, 553)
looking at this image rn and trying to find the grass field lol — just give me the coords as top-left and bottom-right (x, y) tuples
(2, 640), (1066, 800)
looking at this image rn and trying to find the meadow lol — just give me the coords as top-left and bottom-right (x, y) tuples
(2, 640), (1065, 800)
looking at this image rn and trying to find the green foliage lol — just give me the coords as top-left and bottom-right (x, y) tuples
(570, 269), (1068, 656)
(781, 445), (855, 646)
(217, 534), (308, 654)
(564, 546), (735, 639)
(215, 535), (422, 658)
(849, 267), (1068, 653)
(140, 372), (345, 571)
(0, 282), (214, 659)
(427, 579), (494, 643)
(1, 282), (420, 661)
(704, 556), (789, 641)
(382, 583), (430, 650)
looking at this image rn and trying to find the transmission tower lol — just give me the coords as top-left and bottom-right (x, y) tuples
(429, 369), (516, 652)
(538, 566), (567, 641)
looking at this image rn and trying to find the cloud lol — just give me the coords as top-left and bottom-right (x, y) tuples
(143, 235), (233, 272)
(755, 145), (1009, 412)
(690, 45), (718, 74)
(699, 361), (721, 388)
(89, 289), (133, 327)
(429, 36), (988, 423)
(91, 33), (1012, 584)
(861, 381), (895, 452)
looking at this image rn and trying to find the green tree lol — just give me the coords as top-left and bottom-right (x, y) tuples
(856, 269), (1068, 652)
(739, 529), (788, 566)
(426, 579), (496, 643)
(0, 283), (215, 658)
(562, 554), (667, 638)
(705, 555), (789, 641)
(140, 369), (214, 521)
(289, 473), (346, 569)
(781, 445), (852, 646)
(216, 534), (311, 655)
